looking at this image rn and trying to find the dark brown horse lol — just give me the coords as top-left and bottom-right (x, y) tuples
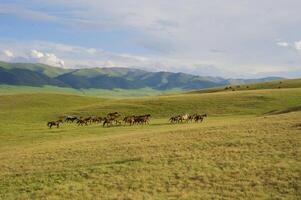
(133, 114), (151, 125)
(123, 115), (135, 126)
(76, 118), (88, 126)
(103, 117), (115, 127)
(91, 116), (103, 123)
(194, 114), (207, 122)
(47, 119), (63, 129)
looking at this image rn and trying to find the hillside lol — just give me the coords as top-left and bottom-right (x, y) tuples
(0, 87), (300, 199)
(189, 78), (301, 94)
(0, 61), (282, 91)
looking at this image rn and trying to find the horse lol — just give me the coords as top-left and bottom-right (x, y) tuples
(180, 114), (189, 123)
(103, 117), (115, 127)
(169, 115), (181, 123)
(107, 112), (120, 118)
(123, 115), (135, 126)
(138, 114), (151, 125)
(194, 114), (207, 123)
(47, 119), (62, 129)
(91, 116), (103, 124)
(65, 116), (78, 123)
(133, 114), (151, 125)
(76, 119), (88, 126)
(187, 114), (198, 122)
(82, 116), (92, 124)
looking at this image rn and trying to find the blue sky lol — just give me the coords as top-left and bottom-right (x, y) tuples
(0, 0), (301, 78)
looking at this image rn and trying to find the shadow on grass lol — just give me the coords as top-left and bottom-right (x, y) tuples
(104, 157), (142, 165)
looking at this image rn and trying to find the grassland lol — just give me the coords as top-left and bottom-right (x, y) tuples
(0, 85), (180, 98)
(0, 86), (300, 199)
(190, 78), (301, 94)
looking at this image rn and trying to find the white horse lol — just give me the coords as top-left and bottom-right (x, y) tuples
(180, 114), (189, 122)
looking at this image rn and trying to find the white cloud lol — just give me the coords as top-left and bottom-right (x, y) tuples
(276, 40), (301, 51)
(0, 49), (15, 62)
(3, 49), (15, 57)
(31, 50), (44, 58)
(0, 37), (300, 78)
(0, 45), (65, 67)
(1, 1), (301, 77)
(29, 50), (65, 67)
(277, 42), (289, 47)
(294, 41), (301, 50)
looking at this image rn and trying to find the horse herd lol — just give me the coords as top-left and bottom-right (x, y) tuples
(47, 112), (207, 129)
(169, 113), (207, 123)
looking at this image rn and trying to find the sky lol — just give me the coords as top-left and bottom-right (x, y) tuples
(0, 0), (301, 78)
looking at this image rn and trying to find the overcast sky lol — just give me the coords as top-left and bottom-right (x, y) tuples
(0, 0), (301, 78)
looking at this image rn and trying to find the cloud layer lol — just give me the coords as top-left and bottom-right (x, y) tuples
(0, 47), (65, 67)
(0, 1), (301, 78)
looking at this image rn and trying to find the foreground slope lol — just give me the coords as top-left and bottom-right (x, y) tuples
(0, 88), (300, 199)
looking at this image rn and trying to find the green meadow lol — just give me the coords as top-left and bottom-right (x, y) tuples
(0, 80), (301, 199)
(0, 85), (179, 98)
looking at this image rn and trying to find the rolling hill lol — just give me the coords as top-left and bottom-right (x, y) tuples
(0, 85), (300, 199)
(189, 78), (301, 94)
(0, 61), (283, 91)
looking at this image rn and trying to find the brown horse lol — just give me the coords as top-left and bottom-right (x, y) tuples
(123, 115), (135, 125)
(91, 116), (103, 123)
(83, 116), (92, 124)
(103, 117), (115, 127)
(76, 118), (88, 126)
(133, 114), (151, 125)
(194, 114), (207, 122)
(47, 119), (63, 129)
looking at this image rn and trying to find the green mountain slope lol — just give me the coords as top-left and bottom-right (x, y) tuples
(0, 67), (67, 87)
(0, 61), (72, 78)
(0, 61), (284, 91)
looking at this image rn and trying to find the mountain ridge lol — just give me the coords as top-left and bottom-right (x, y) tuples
(0, 61), (283, 90)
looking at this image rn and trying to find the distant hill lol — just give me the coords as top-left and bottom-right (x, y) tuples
(189, 78), (301, 94)
(0, 67), (67, 87)
(0, 61), (283, 91)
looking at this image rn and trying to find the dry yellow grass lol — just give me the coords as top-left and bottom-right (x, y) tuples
(0, 89), (300, 199)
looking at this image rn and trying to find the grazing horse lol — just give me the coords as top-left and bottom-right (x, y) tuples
(47, 119), (62, 129)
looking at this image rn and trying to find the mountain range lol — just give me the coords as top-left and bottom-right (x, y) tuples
(0, 61), (283, 91)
